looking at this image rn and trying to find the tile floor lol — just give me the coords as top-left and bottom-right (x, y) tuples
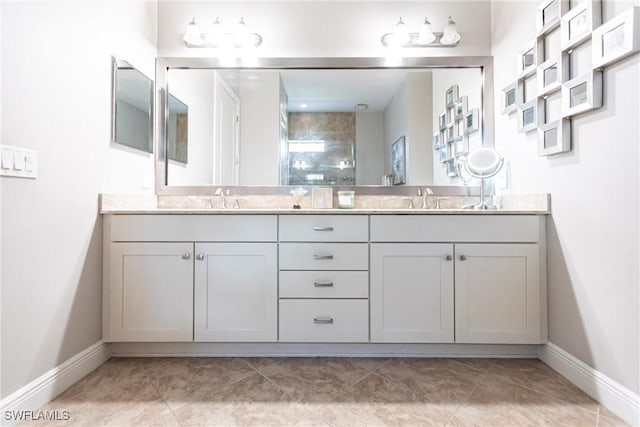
(23, 357), (628, 426)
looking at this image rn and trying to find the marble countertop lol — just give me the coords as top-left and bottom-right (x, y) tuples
(100, 194), (550, 215)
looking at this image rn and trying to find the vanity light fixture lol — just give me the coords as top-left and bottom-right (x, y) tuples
(183, 17), (263, 48)
(381, 16), (460, 48)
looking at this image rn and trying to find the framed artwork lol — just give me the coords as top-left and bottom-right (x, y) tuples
(433, 132), (440, 151)
(453, 96), (468, 118)
(517, 40), (538, 77)
(561, 71), (602, 117)
(391, 136), (406, 185)
(502, 82), (519, 114)
(439, 111), (447, 130)
(439, 145), (447, 163)
(446, 159), (457, 177)
(518, 100), (538, 133)
(561, 0), (601, 51)
(453, 135), (468, 156)
(538, 119), (571, 156)
(537, 0), (568, 36)
(592, 6), (640, 69)
(446, 123), (456, 142)
(537, 56), (564, 96)
(445, 85), (459, 107)
(464, 108), (479, 134)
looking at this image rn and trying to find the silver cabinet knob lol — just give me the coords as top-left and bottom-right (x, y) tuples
(313, 226), (334, 232)
(195, 254), (205, 261)
(181, 252), (191, 260)
(459, 255), (467, 261)
(446, 255), (453, 261)
(313, 317), (334, 324)
(313, 254), (334, 260)
(314, 281), (334, 287)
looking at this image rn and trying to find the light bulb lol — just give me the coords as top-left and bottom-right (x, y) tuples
(204, 17), (223, 46)
(183, 18), (202, 46)
(416, 17), (436, 45)
(393, 17), (411, 47)
(441, 16), (460, 45)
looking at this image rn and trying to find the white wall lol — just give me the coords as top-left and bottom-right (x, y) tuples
(431, 68), (483, 185)
(167, 69), (215, 185)
(355, 112), (384, 185)
(237, 71), (280, 185)
(0, 1), (157, 399)
(492, 0), (639, 395)
(157, 1), (492, 58)
(384, 72), (433, 185)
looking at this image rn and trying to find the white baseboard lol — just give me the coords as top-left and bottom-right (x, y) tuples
(0, 341), (111, 420)
(110, 342), (541, 358)
(539, 342), (639, 426)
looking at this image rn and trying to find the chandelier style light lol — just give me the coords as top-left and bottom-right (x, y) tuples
(381, 16), (460, 48)
(183, 17), (263, 48)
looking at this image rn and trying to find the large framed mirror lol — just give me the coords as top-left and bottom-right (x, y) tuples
(155, 57), (494, 194)
(112, 57), (153, 153)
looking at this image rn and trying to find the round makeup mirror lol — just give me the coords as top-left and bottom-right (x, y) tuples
(456, 147), (504, 210)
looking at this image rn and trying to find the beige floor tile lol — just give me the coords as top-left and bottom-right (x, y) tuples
(597, 406), (630, 427)
(486, 359), (599, 412)
(451, 375), (598, 427)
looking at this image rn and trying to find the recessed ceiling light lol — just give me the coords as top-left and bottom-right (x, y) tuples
(354, 103), (369, 111)
(300, 103), (308, 109)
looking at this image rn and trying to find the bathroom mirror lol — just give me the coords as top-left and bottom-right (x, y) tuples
(112, 57), (153, 153)
(156, 57), (494, 193)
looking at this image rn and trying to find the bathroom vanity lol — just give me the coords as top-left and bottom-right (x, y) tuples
(101, 197), (548, 352)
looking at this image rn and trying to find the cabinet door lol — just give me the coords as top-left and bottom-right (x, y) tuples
(107, 242), (194, 342)
(194, 243), (277, 342)
(370, 243), (454, 343)
(455, 243), (544, 344)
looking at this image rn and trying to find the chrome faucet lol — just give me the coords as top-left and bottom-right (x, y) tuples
(214, 188), (229, 208)
(402, 197), (415, 209)
(422, 187), (434, 209)
(435, 197), (448, 209)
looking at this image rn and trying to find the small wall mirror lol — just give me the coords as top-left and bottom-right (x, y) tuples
(112, 57), (153, 153)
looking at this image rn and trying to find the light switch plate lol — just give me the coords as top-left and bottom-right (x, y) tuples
(0, 145), (37, 179)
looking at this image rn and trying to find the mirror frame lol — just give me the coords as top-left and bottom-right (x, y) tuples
(155, 56), (494, 195)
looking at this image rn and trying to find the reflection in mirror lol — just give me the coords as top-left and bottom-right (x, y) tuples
(163, 65), (484, 187)
(167, 94), (188, 163)
(112, 57), (152, 153)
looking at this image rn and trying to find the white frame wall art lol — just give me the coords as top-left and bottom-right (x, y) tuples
(518, 100), (538, 133)
(537, 0), (568, 36)
(561, 0), (602, 51)
(561, 71), (602, 117)
(538, 119), (571, 156)
(464, 108), (479, 135)
(537, 56), (565, 96)
(592, 6), (640, 69)
(445, 85), (459, 107)
(517, 41), (538, 78)
(502, 82), (521, 114)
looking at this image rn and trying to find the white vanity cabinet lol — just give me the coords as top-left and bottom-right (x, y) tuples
(370, 215), (547, 345)
(278, 215), (370, 343)
(103, 215), (278, 343)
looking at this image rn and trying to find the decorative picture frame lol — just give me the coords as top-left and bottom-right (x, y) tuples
(445, 85), (459, 107)
(561, 71), (602, 117)
(453, 96), (468, 118)
(464, 108), (479, 135)
(502, 82), (520, 114)
(518, 100), (538, 133)
(517, 41), (538, 78)
(538, 119), (571, 156)
(537, 0), (568, 36)
(391, 136), (406, 185)
(446, 159), (457, 177)
(439, 111), (447, 130)
(592, 6), (640, 69)
(439, 145), (447, 163)
(453, 135), (468, 156)
(561, 0), (601, 51)
(433, 132), (440, 151)
(446, 123), (456, 142)
(537, 56), (564, 96)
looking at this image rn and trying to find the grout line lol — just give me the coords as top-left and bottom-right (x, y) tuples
(445, 358), (498, 426)
(137, 360), (185, 427)
(595, 405), (601, 427)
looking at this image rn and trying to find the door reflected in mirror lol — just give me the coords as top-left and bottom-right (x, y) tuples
(112, 57), (153, 153)
(163, 66), (483, 187)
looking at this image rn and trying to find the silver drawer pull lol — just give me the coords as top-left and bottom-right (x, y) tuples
(446, 255), (453, 261)
(314, 254), (334, 260)
(195, 254), (205, 261)
(314, 281), (334, 287)
(459, 255), (467, 261)
(313, 226), (334, 232)
(313, 317), (334, 324)
(181, 252), (191, 260)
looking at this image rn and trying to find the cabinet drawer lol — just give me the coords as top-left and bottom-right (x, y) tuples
(279, 271), (369, 298)
(371, 215), (543, 243)
(279, 243), (368, 270)
(110, 215), (277, 242)
(279, 215), (368, 242)
(279, 299), (369, 342)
